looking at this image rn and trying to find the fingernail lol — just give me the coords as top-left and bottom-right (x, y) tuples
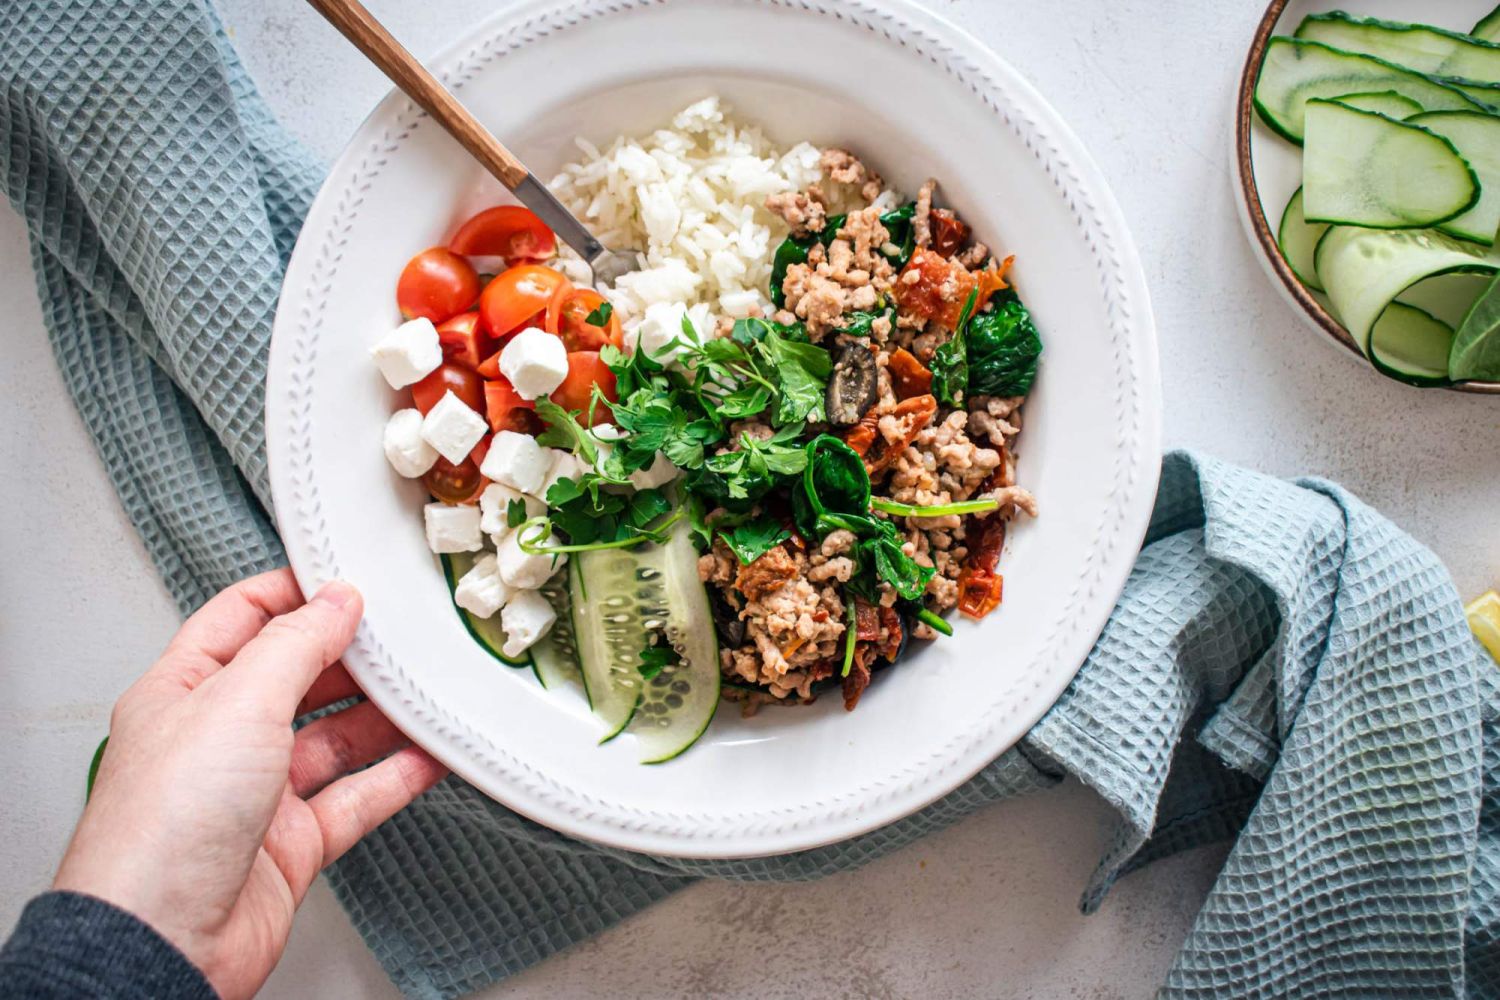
(314, 580), (359, 609)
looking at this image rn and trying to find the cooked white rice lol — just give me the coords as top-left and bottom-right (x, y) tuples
(547, 97), (827, 341)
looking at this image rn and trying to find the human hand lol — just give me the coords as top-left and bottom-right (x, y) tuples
(53, 569), (447, 1000)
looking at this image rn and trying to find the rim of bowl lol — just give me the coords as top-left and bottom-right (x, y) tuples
(1234, 0), (1500, 395)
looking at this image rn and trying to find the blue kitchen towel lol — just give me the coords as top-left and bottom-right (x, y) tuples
(3, 1), (1498, 998)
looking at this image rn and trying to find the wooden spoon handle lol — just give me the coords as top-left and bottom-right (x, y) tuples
(305, 0), (529, 190)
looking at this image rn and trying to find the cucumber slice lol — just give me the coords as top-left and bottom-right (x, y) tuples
(1444, 78), (1500, 110)
(1278, 187), (1329, 291)
(531, 568), (583, 693)
(1296, 12), (1500, 86)
(1397, 272), (1493, 326)
(1254, 38), (1484, 144)
(441, 552), (531, 668)
(1314, 225), (1500, 360)
(632, 528), (719, 765)
(570, 545), (643, 741)
(1406, 111), (1500, 244)
(1477, 6), (1500, 44)
(1331, 90), (1423, 118)
(1301, 100), (1477, 229)
(571, 518), (720, 761)
(1369, 302), (1454, 386)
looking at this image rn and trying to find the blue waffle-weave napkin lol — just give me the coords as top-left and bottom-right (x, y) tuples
(3, 1), (1498, 997)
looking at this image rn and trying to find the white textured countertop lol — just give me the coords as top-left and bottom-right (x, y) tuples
(2, 1), (1496, 997)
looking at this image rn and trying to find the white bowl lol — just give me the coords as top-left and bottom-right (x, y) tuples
(267, 0), (1161, 858)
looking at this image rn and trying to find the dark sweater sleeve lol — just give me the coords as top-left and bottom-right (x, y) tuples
(0, 891), (218, 999)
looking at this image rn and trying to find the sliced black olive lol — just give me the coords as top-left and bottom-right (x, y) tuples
(825, 342), (878, 426)
(709, 588), (746, 648)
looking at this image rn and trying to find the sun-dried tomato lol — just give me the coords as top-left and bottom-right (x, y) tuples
(887, 348), (933, 400)
(957, 568), (1004, 619)
(893, 249), (976, 331)
(842, 652), (874, 711)
(957, 514), (1007, 619)
(876, 605), (904, 661)
(842, 410), (880, 457)
(974, 255), (1015, 315)
(854, 598), (881, 642)
(930, 209), (970, 258)
(866, 394), (937, 474)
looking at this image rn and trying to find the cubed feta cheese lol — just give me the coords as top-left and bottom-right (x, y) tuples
(537, 449), (584, 501)
(453, 552), (514, 619)
(630, 451), (680, 490)
(479, 430), (551, 495)
(370, 318), (442, 389)
(500, 589), (557, 659)
(419, 390), (488, 465)
(497, 529), (567, 589)
(634, 301), (693, 363)
(479, 483), (545, 536)
(423, 502), (482, 554)
(498, 327), (569, 400)
(383, 408), (438, 478)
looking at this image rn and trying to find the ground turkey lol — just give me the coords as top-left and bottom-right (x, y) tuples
(699, 539), (849, 701)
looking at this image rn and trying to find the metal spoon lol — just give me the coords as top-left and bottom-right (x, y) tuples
(305, 0), (640, 286)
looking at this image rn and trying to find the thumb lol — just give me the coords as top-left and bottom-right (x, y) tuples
(213, 581), (364, 723)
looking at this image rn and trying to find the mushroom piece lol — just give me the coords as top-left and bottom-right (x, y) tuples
(709, 588), (746, 648)
(825, 342), (879, 426)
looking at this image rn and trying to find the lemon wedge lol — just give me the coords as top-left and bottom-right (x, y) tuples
(1466, 591), (1500, 664)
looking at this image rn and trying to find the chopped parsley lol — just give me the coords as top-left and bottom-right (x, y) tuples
(584, 301), (613, 327)
(638, 642), (680, 680)
(717, 514), (791, 565)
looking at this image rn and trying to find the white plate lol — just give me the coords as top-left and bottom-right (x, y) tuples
(267, 0), (1161, 858)
(1233, 0), (1500, 393)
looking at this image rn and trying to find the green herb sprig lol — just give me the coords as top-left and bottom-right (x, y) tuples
(870, 497), (1000, 518)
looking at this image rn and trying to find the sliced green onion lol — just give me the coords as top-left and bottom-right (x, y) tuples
(913, 606), (953, 637)
(870, 497), (999, 518)
(514, 510), (684, 556)
(841, 599), (858, 677)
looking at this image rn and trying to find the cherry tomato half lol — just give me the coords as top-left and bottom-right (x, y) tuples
(397, 248), (480, 322)
(543, 277), (574, 336)
(550, 351), (617, 425)
(422, 455), (483, 504)
(435, 311), (488, 370)
(483, 377), (535, 433)
(470, 433), (492, 472)
(449, 206), (556, 262)
(480, 265), (568, 338)
(555, 289), (623, 352)
(411, 363), (485, 415)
